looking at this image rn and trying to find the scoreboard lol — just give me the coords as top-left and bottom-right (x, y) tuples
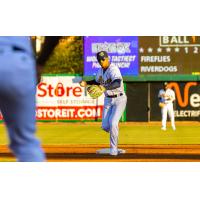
(139, 36), (200, 75)
(83, 36), (200, 81)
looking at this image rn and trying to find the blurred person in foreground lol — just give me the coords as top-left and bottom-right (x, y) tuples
(0, 36), (60, 161)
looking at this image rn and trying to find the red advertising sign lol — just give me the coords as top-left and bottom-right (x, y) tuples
(36, 75), (105, 121)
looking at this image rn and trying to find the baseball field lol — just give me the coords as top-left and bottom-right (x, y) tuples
(0, 122), (200, 162)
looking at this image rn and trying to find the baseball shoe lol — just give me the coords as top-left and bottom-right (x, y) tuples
(161, 127), (166, 131)
(110, 149), (118, 156)
(118, 149), (126, 154)
(172, 127), (176, 131)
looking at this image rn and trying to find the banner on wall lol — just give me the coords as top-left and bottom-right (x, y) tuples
(84, 36), (139, 76)
(36, 75), (105, 121)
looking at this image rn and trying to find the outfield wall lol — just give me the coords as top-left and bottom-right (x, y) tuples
(126, 82), (200, 121)
(0, 75), (199, 122)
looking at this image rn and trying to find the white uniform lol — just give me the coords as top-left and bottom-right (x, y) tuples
(96, 64), (127, 155)
(158, 88), (176, 130)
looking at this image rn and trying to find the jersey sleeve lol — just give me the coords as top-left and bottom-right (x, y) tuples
(158, 90), (163, 98)
(95, 68), (101, 83)
(110, 66), (122, 81)
(105, 79), (121, 90)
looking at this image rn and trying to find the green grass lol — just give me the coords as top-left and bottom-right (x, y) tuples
(0, 123), (200, 145)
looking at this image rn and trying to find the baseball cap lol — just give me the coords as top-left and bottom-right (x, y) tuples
(163, 82), (168, 86)
(96, 51), (109, 63)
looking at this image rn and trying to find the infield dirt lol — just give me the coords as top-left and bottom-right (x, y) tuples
(1, 144), (200, 162)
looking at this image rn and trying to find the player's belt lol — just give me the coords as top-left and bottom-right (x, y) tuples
(106, 93), (123, 98)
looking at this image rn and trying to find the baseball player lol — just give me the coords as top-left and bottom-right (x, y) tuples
(0, 36), (60, 161)
(158, 82), (176, 131)
(80, 51), (127, 156)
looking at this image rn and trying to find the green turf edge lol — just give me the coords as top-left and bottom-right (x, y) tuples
(41, 74), (81, 76)
(84, 75), (200, 82)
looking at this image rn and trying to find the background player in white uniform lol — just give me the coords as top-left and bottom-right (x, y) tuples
(80, 51), (127, 155)
(158, 82), (176, 131)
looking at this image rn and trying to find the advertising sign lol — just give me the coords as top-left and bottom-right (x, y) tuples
(170, 82), (200, 120)
(139, 36), (200, 75)
(36, 75), (105, 121)
(84, 36), (139, 76)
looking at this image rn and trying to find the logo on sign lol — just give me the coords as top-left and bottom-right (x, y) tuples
(168, 82), (200, 108)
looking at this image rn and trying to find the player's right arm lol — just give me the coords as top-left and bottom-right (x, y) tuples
(158, 90), (165, 102)
(158, 90), (162, 98)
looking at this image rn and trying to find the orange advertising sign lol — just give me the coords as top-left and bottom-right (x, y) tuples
(168, 82), (199, 107)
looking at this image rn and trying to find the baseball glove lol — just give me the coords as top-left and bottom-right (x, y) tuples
(159, 102), (165, 108)
(87, 85), (106, 99)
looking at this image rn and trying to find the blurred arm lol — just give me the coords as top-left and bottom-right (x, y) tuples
(36, 36), (61, 65)
(36, 36), (61, 84)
